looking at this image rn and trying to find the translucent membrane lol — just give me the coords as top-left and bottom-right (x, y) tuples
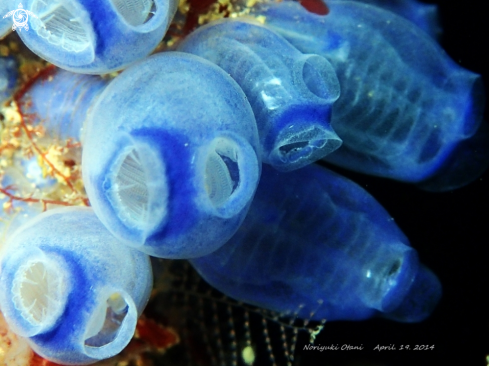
(360, 243), (419, 313)
(84, 293), (128, 348)
(205, 138), (240, 208)
(12, 260), (67, 333)
(31, 0), (92, 52)
(110, 0), (155, 26)
(276, 126), (335, 164)
(372, 259), (405, 309)
(300, 55), (340, 102)
(111, 148), (150, 228)
(258, 1), (486, 187)
(191, 164), (441, 323)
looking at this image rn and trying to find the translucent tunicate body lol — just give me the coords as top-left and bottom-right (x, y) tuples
(332, 0), (441, 38)
(13, 0), (179, 73)
(179, 19), (341, 171)
(191, 164), (442, 323)
(83, 52), (261, 259)
(20, 68), (108, 141)
(256, 1), (488, 191)
(0, 207), (153, 365)
(0, 56), (17, 104)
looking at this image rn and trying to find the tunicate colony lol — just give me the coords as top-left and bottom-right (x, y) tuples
(0, 0), (487, 364)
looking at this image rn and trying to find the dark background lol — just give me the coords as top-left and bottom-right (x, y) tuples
(3, 1), (487, 365)
(300, 0), (489, 365)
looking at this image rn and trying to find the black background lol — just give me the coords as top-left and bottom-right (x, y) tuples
(300, 0), (489, 365)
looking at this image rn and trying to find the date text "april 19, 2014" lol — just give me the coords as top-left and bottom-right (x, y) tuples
(374, 344), (435, 351)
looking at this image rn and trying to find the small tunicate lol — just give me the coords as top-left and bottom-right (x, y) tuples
(0, 56), (17, 104)
(20, 67), (108, 141)
(256, 1), (488, 191)
(179, 19), (342, 171)
(82, 52), (261, 258)
(0, 207), (153, 365)
(10, 0), (179, 73)
(191, 164), (442, 322)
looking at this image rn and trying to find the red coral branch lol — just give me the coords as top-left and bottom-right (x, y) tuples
(9, 64), (89, 207)
(0, 186), (73, 211)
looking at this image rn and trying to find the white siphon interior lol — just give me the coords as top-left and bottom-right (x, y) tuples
(110, 0), (156, 26)
(377, 258), (405, 311)
(270, 55), (341, 165)
(363, 253), (406, 312)
(204, 137), (241, 208)
(111, 147), (151, 229)
(276, 126), (330, 163)
(12, 260), (67, 332)
(109, 142), (168, 235)
(84, 292), (129, 348)
(31, 0), (92, 53)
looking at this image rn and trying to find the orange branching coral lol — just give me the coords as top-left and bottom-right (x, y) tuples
(1, 67), (89, 218)
(0, 311), (34, 366)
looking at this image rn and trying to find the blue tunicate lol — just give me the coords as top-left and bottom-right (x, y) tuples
(12, 0), (178, 74)
(20, 68), (108, 141)
(0, 207), (153, 365)
(191, 164), (442, 323)
(82, 52), (261, 259)
(331, 0), (441, 38)
(256, 1), (488, 191)
(0, 1), (13, 38)
(179, 19), (341, 171)
(0, 56), (17, 104)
